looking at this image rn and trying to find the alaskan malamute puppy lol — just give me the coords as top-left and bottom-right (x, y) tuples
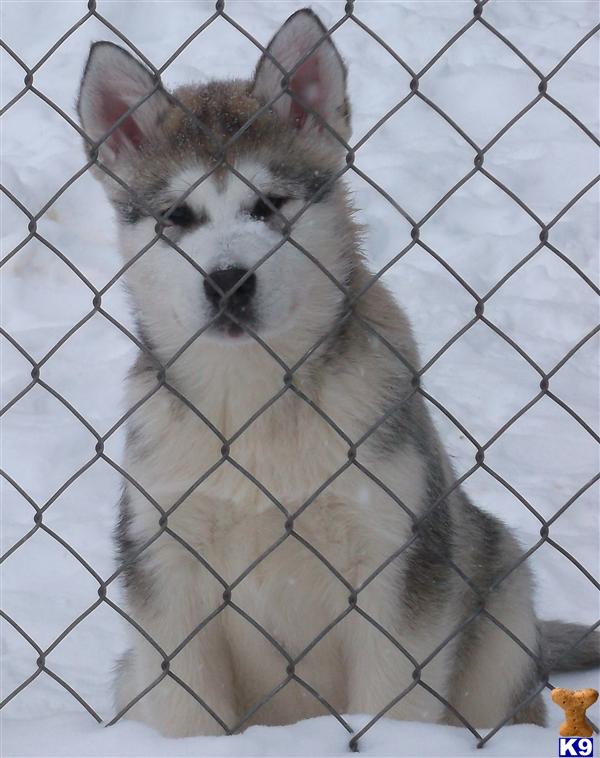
(77, 8), (598, 739)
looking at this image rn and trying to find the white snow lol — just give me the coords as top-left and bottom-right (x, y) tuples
(1, 1), (599, 756)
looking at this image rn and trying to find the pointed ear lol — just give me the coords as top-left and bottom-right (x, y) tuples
(252, 9), (351, 145)
(77, 42), (170, 171)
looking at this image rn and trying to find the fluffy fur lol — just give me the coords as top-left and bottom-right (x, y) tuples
(77, 8), (599, 737)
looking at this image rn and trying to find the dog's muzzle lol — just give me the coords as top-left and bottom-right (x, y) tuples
(203, 267), (257, 336)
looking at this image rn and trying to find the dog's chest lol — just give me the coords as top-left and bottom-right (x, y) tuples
(126, 378), (377, 572)
(124, 362), (417, 601)
(129, 374), (355, 507)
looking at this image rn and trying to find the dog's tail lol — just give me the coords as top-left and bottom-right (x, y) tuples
(539, 620), (600, 672)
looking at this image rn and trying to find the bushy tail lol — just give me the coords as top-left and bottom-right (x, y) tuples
(539, 621), (600, 672)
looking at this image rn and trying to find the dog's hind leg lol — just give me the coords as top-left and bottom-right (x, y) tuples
(446, 585), (545, 728)
(341, 592), (453, 724)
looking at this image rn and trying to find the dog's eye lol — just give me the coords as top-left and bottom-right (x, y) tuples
(250, 195), (288, 221)
(161, 204), (195, 227)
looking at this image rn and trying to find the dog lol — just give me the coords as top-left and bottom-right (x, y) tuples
(77, 8), (599, 737)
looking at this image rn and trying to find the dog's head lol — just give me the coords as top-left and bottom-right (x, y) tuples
(78, 9), (357, 360)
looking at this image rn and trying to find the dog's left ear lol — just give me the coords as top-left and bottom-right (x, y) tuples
(252, 9), (351, 145)
(77, 42), (171, 174)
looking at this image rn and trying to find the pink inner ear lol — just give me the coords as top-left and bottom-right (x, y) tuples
(100, 91), (145, 151)
(289, 55), (322, 130)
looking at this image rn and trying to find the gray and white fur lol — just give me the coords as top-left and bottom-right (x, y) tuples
(77, 8), (599, 737)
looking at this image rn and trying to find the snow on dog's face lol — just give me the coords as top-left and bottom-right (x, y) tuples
(78, 10), (356, 360)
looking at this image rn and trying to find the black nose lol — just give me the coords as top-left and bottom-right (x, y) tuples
(203, 267), (256, 310)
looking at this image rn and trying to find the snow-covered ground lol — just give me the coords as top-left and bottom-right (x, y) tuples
(1, 1), (599, 756)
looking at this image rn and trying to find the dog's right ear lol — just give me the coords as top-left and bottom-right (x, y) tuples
(252, 9), (351, 146)
(77, 42), (170, 173)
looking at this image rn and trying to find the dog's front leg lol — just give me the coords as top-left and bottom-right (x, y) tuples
(115, 545), (237, 737)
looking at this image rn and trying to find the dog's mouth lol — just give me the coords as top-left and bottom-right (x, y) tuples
(209, 311), (255, 341)
(220, 319), (245, 338)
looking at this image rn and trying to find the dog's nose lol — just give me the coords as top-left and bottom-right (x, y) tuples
(203, 267), (256, 310)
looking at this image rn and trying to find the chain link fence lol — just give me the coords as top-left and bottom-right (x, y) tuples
(1, 0), (599, 753)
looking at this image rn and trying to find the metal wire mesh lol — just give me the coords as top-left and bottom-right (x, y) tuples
(1, 0), (599, 752)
